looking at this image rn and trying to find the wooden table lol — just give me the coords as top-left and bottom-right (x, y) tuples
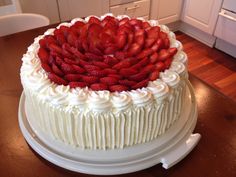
(0, 26), (236, 177)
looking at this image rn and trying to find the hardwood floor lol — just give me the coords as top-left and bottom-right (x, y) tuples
(175, 31), (236, 102)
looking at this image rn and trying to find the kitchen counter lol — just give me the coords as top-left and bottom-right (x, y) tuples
(0, 25), (236, 177)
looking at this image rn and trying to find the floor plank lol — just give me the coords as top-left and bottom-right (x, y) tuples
(175, 31), (236, 102)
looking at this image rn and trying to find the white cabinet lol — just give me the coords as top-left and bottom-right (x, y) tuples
(109, 0), (150, 20)
(57, 0), (108, 22)
(150, 0), (183, 24)
(19, 0), (60, 24)
(181, 0), (222, 34)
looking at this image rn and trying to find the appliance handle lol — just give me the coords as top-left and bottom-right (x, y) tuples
(219, 9), (236, 22)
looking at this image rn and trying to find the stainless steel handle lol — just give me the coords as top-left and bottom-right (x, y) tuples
(125, 5), (140, 11)
(219, 9), (236, 22)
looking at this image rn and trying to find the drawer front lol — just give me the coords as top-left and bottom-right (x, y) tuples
(110, 0), (150, 18)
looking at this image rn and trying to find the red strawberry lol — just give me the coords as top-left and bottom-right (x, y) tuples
(109, 85), (129, 92)
(149, 71), (160, 81)
(134, 29), (145, 37)
(88, 16), (101, 24)
(48, 43), (62, 54)
(63, 43), (86, 60)
(84, 64), (100, 72)
(69, 81), (87, 88)
(146, 26), (160, 40)
(100, 76), (119, 85)
(64, 74), (81, 81)
(72, 64), (86, 74)
(119, 68), (138, 76)
(103, 68), (117, 75)
(127, 43), (142, 56)
(112, 60), (131, 70)
(145, 38), (156, 48)
(129, 71), (148, 82)
(119, 79), (137, 87)
(55, 33), (66, 46)
(39, 38), (47, 48)
(131, 57), (149, 70)
(116, 33), (127, 49)
(107, 74), (123, 80)
(158, 49), (170, 61)
(58, 25), (70, 37)
(64, 58), (79, 65)
(150, 53), (159, 64)
(38, 47), (49, 63)
(136, 48), (153, 59)
(151, 38), (163, 52)
(78, 59), (90, 67)
(73, 21), (85, 29)
(81, 75), (99, 84)
(104, 55), (119, 66)
(41, 63), (52, 73)
(62, 48), (73, 58)
(119, 17), (129, 26)
(143, 64), (156, 74)
(114, 51), (127, 60)
(85, 52), (103, 61)
(92, 61), (110, 69)
(52, 63), (64, 76)
(155, 62), (166, 71)
(67, 32), (77, 46)
(164, 58), (172, 68)
(168, 47), (177, 56)
(129, 19), (142, 27)
(90, 83), (108, 91)
(132, 79), (149, 90)
(55, 56), (63, 66)
(135, 35), (145, 46)
(61, 62), (76, 74)
(142, 21), (151, 29)
(164, 38), (170, 49)
(48, 73), (68, 85)
(89, 70), (107, 77)
(104, 44), (118, 55)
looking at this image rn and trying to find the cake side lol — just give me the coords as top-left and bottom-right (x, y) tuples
(20, 14), (188, 149)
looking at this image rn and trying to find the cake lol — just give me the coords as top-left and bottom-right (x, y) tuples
(20, 14), (188, 150)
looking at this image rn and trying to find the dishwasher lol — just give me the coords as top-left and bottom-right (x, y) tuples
(214, 0), (236, 58)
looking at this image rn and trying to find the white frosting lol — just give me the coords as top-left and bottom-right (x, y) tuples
(20, 14), (189, 149)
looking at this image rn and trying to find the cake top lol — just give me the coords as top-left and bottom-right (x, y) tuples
(36, 14), (179, 92)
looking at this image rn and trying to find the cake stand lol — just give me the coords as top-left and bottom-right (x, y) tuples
(18, 81), (201, 175)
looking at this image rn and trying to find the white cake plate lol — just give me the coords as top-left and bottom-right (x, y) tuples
(18, 81), (201, 175)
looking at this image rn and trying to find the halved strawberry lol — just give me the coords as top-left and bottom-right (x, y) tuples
(135, 35), (145, 46)
(84, 64), (100, 71)
(104, 44), (118, 55)
(81, 75), (99, 84)
(158, 49), (170, 61)
(151, 38), (163, 52)
(58, 25), (70, 37)
(103, 68), (117, 75)
(61, 62), (76, 74)
(143, 64), (156, 74)
(52, 63), (64, 76)
(90, 83), (108, 91)
(155, 62), (166, 71)
(41, 63), (52, 73)
(72, 64), (86, 74)
(149, 52), (159, 64)
(119, 79), (137, 87)
(109, 85), (129, 92)
(73, 21), (85, 29)
(146, 26), (160, 40)
(55, 33), (66, 46)
(164, 58), (172, 68)
(89, 70), (107, 77)
(131, 79), (149, 89)
(85, 52), (103, 61)
(69, 81), (87, 88)
(119, 68), (138, 76)
(63, 44), (86, 60)
(104, 56), (119, 66)
(55, 56), (63, 66)
(142, 21), (151, 29)
(114, 51), (127, 60)
(112, 60), (131, 70)
(92, 61), (110, 69)
(119, 17), (129, 26)
(149, 71), (160, 81)
(100, 76), (118, 85)
(64, 74), (81, 81)
(38, 47), (49, 63)
(131, 57), (149, 70)
(129, 71), (148, 82)
(168, 47), (177, 56)
(136, 48), (153, 59)
(88, 16), (101, 24)
(129, 19), (142, 27)
(64, 58), (79, 65)
(127, 43), (142, 56)
(145, 38), (156, 48)
(107, 74), (123, 80)
(116, 33), (127, 49)
(48, 73), (68, 85)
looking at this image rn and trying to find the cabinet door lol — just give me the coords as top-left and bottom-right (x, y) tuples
(156, 0), (183, 24)
(181, 0), (222, 34)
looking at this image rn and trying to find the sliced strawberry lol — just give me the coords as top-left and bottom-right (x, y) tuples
(150, 52), (159, 64)
(81, 75), (99, 84)
(55, 33), (66, 46)
(41, 63), (52, 73)
(132, 79), (149, 90)
(38, 47), (49, 63)
(67, 32), (77, 47)
(64, 74), (81, 82)
(155, 62), (166, 71)
(107, 74), (123, 80)
(64, 58), (79, 65)
(127, 57), (139, 65)
(99, 32), (113, 47)
(84, 64), (100, 72)
(145, 38), (156, 48)
(104, 44), (118, 55)
(100, 76), (119, 85)
(39, 38), (47, 48)
(142, 21), (151, 29)
(90, 83), (108, 91)
(119, 79), (137, 87)
(168, 47), (178, 56)
(109, 85), (129, 92)
(119, 68), (138, 76)
(92, 61), (109, 69)
(163, 38), (170, 49)
(58, 25), (70, 37)
(134, 29), (145, 37)
(119, 17), (129, 26)
(149, 71), (160, 81)
(164, 58), (172, 68)
(158, 49), (170, 61)
(123, 32), (134, 51)
(135, 35), (145, 46)
(72, 64), (86, 74)
(143, 64), (156, 74)
(103, 68), (117, 75)
(151, 38), (163, 52)
(131, 57), (149, 70)
(78, 59), (90, 67)
(114, 51), (127, 60)
(48, 73), (68, 85)
(127, 43), (142, 56)
(69, 81), (87, 88)
(48, 55), (55, 65)
(104, 56), (119, 66)
(73, 21), (85, 29)
(48, 43), (62, 54)
(89, 70), (107, 77)
(129, 71), (148, 82)
(146, 26), (160, 39)
(63, 43), (86, 60)
(62, 48), (73, 58)
(85, 52), (103, 61)
(44, 35), (57, 48)
(52, 63), (64, 76)
(55, 56), (63, 66)
(136, 48), (153, 59)
(87, 23), (103, 39)
(129, 19), (142, 27)
(88, 16), (101, 24)
(112, 60), (131, 70)
(61, 62), (76, 74)
(116, 33), (127, 49)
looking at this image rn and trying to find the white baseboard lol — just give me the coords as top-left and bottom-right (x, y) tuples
(179, 22), (216, 48)
(215, 38), (236, 58)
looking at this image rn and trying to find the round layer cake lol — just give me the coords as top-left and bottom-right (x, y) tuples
(20, 14), (188, 150)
